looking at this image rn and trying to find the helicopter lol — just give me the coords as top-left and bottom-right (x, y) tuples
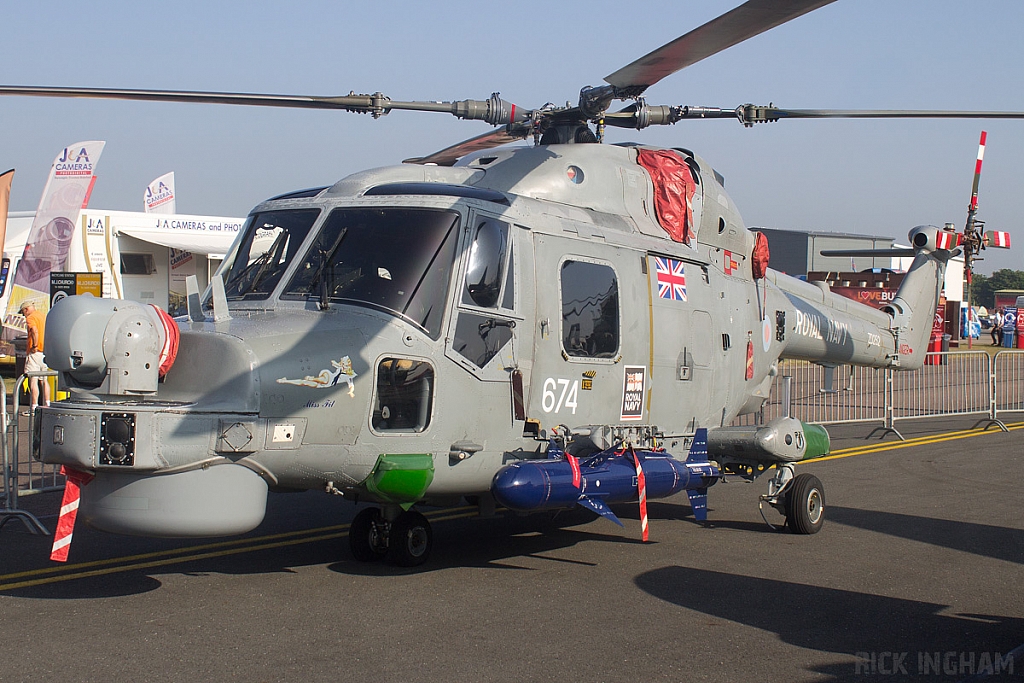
(3, 0), (1021, 566)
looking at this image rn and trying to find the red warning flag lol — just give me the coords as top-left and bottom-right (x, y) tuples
(631, 449), (649, 543)
(566, 453), (582, 489)
(50, 467), (94, 562)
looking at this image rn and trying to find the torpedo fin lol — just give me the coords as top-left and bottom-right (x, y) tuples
(686, 428), (709, 463)
(687, 429), (711, 521)
(687, 488), (709, 522)
(578, 496), (624, 527)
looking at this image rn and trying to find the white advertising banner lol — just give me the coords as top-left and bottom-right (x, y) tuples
(0, 169), (12, 255)
(4, 141), (105, 336)
(144, 171), (176, 214)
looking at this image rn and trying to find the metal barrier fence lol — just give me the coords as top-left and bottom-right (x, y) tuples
(735, 350), (1024, 437)
(994, 350), (1024, 415)
(0, 371), (60, 534)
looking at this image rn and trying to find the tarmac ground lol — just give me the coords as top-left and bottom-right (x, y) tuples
(1, 415), (1022, 682)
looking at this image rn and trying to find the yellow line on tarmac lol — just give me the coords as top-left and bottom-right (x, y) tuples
(812, 420), (1024, 463)
(0, 508), (476, 592)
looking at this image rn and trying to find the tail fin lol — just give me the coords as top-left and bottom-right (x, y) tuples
(881, 226), (951, 370)
(809, 225), (951, 371)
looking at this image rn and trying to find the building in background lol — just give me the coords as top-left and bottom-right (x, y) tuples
(1, 208), (245, 349)
(755, 228), (896, 275)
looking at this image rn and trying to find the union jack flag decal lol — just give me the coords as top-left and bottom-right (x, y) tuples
(655, 256), (687, 301)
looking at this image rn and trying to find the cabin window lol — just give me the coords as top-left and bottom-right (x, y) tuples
(120, 253), (156, 275)
(283, 207), (459, 340)
(560, 260), (619, 358)
(462, 218), (510, 309)
(221, 209), (320, 300)
(372, 358), (434, 433)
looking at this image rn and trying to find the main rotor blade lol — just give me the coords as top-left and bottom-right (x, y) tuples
(403, 125), (531, 166)
(0, 85), (390, 110)
(819, 249), (916, 258)
(604, 0), (837, 95)
(608, 103), (1024, 127)
(758, 107), (1024, 122)
(0, 85), (531, 125)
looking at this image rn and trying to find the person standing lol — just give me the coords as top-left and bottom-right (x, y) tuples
(991, 307), (1004, 346)
(20, 300), (50, 413)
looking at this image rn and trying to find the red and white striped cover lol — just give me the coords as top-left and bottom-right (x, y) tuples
(631, 450), (649, 543)
(935, 231), (960, 250)
(986, 230), (1011, 248)
(50, 467), (94, 562)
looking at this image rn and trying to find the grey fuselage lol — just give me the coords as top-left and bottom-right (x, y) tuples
(39, 142), (944, 534)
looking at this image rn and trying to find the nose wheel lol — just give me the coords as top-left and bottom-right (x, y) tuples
(349, 507), (433, 567)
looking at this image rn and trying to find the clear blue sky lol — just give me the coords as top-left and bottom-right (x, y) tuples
(3, 0), (1023, 273)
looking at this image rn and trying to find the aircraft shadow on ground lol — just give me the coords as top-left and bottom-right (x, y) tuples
(0, 494), (778, 596)
(1, 504), (675, 597)
(327, 496), (782, 577)
(329, 509), (637, 577)
(828, 506), (1024, 565)
(635, 566), (1024, 682)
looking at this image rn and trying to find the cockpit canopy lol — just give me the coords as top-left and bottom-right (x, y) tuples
(217, 206), (460, 339)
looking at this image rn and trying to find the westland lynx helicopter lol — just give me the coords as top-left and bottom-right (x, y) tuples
(3, 0), (1020, 566)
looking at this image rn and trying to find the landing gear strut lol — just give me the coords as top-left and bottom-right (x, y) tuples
(348, 506), (433, 567)
(758, 464), (825, 534)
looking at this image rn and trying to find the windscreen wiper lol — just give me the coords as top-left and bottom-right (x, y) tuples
(311, 227), (348, 310)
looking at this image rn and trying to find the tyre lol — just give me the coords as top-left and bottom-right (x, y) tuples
(785, 473), (825, 535)
(388, 510), (432, 567)
(349, 507), (388, 562)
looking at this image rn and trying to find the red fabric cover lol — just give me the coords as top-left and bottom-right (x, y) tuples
(752, 231), (770, 280)
(637, 148), (696, 244)
(150, 304), (180, 377)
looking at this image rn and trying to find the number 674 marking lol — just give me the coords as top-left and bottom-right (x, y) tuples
(541, 377), (579, 414)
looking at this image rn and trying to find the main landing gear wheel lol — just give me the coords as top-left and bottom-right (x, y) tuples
(785, 473), (825, 535)
(349, 507), (389, 562)
(349, 507), (434, 566)
(388, 510), (433, 567)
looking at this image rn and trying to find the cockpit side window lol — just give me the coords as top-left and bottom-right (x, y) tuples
(451, 218), (517, 370)
(221, 209), (320, 301)
(462, 218), (510, 309)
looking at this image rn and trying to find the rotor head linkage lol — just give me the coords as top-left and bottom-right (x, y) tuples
(578, 85), (617, 120)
